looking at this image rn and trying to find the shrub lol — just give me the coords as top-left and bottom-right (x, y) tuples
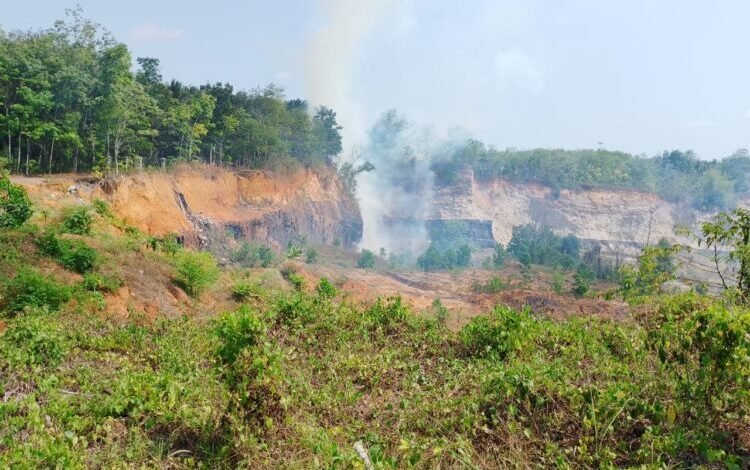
(37, 232), (98, 273)
(230, 242), (273, 267)
(173, 251), (220, 297)
(0, 171), (33, 228)
(287, 273), (305, 291)
(460, 305), (536, 358)
(471, 276), (506, 294)
(357, 249), (376, 269)
(214, 305), (266, 366)
(82, 273), (121, 293)
(305, 247), (318, 264)
(232, 282), (261, 302)
(1, 270), (72, 316)
(507, 224), (579, 268)
(492, 243), (507, 268)
(92, 198), (113, 218)
(2, 307), (67, 366)
(456, 244), (472, 267)
(572, 264), (593, 298)
(60, 206), (93, 235)
(146, 233), (182, 256)
(366, 296), (408, 332)
(316, 277), (337, 299)
(286, 242), (303, 260)
(59, 240), (98, 273)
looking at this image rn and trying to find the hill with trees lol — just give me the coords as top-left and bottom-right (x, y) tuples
(0, 8), (343, 176)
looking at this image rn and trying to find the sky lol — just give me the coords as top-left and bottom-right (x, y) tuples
(3, 0), (750, 159)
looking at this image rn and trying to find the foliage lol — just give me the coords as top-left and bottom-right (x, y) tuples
(60, 206), (93, 235)
(507, 224), (579, 268)
(37, 231), (98, 273)
(173, 250), (219, 297)
(444, 142), (749, 211)
(304, 247), (318, 264)
(231, 282), (260, 302)
(572, 264), (593, 298)
(416, 243), (472, 271)
(0, 270), (72, 316)
(230, 242), (273, 267)
(285, 243), (303, 260)
(92, 198), (113, 218)
(315, 277), (337, 299)
(698, 208), (750, 301)
(471, 276), (506, 294)
(2, 307), (67, 366)
(0, 12), (343, 175)
(619, 240), (679, 299)
(0, 171), (33, 227)
(492, 243), (507, 268)
(460, 305), (536, 358)
(82, 273), (121, 293)
(365, 296), (408, 332)
(357, 249), (376, 269)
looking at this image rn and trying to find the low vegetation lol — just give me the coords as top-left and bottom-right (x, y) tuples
(1, 168), (750, 468)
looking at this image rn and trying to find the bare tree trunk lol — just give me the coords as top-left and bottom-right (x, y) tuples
(48, 137), (55, 175)
(16, 134), (21, 173)
(73, 147), (79, 173)
(25, 138), (30, 176)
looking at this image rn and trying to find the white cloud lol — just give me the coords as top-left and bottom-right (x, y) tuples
(130, 23), (184, 41)
(493, 48), (544, 94)
(684, 120), (717, 128)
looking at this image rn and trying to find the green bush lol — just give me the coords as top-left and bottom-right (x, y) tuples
(60, 206), (93, 235)
(507, 224), (579, 268)
(0, 171), (33, 228)
(1, 270), (72, 316)
(214, 305), (266, 366)
(417, 243), (472, 271)
(229, 242), (274, 267)
(2, 307), (67, 366)
(366, 296), (408, 332)
(232, 281), (261, 302)
(37, 232), (98, 273)
(316, 277), (337, 299)
(492, 243), (507, 268)
(173, 251), (219, 297)
(471, 276), (505, 294)
(82, 273), (121, 293)
(146, 233), (182, 255)
(460, 305), (536, 358)
(287, 273), (305, 291)
(357, 249), (376, 269)
(92, 198), (113, 218)
(305, 247), (318, 264)
(572, 265), (593, 298)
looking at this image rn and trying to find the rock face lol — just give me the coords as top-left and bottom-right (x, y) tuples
(95, 165), (362, 249)
(430, 167), (714, 248)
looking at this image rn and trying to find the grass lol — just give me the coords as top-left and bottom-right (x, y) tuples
(0, 221), (749, 468)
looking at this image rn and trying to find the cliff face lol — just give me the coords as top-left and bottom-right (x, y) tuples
(430, 168), (714, 247)
(99, 166), (362, 249)
(17, 165), (362, 249)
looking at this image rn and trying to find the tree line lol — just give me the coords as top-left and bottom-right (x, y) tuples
(432, 141), (750, 211)
(0, 9), (343, 176)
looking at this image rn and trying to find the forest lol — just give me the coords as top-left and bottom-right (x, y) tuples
(0, 9), (343, 176)
(433, 140), (750, 211)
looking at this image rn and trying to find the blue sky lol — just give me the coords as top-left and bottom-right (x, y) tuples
(3, 0), (750, 158)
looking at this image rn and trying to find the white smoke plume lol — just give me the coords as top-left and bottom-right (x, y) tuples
(305, 0), (398, 150)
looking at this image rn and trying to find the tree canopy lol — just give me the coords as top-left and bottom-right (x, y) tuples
(0, 9), (343, 175)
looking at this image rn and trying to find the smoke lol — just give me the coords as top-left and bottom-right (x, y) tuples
(305, 1), (468, 256)
(358, 111), (472, 255)
(305, 0), (398, 150)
